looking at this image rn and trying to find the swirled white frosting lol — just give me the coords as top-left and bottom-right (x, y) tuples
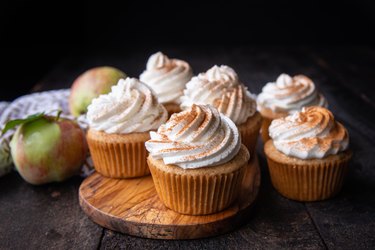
(257, 74), (327, 114)
(140, 52), (193, 104)
(269, 106), (349, 159)
(204, 65), (239, 88)
(87, 78), (168, 134)
(180, 65), (256, 125)
(145, 104), (241, 169)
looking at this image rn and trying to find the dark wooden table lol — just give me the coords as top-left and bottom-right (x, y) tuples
(1, 46), (374, 249)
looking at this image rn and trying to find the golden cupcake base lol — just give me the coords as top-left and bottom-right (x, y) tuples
(264, 140), (352, 201)
(87, 129), (150, 178)
(147, 145), (250, 215)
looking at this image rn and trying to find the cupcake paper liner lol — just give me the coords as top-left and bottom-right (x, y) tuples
(260, 117), (272, 143)
(87, 129), (150, 178)
(148, 160), (245, 215)
(238, 112), (262, 156)
(147, 145), (249, 215)
(265, 140), (352, 201)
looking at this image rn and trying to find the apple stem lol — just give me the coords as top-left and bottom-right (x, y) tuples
(55, 110), (62, 121)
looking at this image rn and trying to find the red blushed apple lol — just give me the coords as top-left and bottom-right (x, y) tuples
(69, 66), (126, 117)
(10, 116), (87, 185)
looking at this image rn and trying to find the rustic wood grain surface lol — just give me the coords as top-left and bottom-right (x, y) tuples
(1, 46), (374, 249)
(78, 156), (260, 239)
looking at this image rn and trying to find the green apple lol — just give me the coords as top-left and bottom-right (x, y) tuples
(69, 66), (126, 117)
(9, 115), (87, 185)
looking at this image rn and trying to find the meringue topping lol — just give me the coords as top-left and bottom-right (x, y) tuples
(145, 104), (241, 169)
(140, 52), (193, 104)
(257, 73), (327, 114)
(180, 65), (256, 125)
(87, 77), (168, 134)
(205, 65), (239, 88)
(269, 106), (349, 159)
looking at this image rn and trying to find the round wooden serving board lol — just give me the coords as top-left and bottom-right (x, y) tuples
(79, 156), (260, 240)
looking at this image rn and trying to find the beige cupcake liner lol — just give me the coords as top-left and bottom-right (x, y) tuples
(147, 145), (249, 215)
(260, 116), (273, 143)
(238, 112), (262, 156)
(265, 140), (352, 201)
(87, 129), (150, 178)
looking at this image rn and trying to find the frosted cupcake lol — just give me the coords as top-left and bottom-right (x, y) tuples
(140, 52), (193, 116)
(86, 78), (168, 178)
(264, 106), (351, 201)
(146, 104), (250, 215)
(257, 74), (327, 142)
(180, 65), (262, 155)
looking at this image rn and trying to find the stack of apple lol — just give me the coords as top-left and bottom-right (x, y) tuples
(3, 66), (126, 185)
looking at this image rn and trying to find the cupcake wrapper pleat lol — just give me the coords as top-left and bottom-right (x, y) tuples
(88, 136), (149, 178)
(238, 112), (262, 156)
(239, 126), (260, 157)
(260, 117), (272, 143)
(266, 157), (350, 201)
(148, 160), (246, 215)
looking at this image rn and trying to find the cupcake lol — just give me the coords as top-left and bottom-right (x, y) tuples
(86, 77), (168, 178)
(145, 104), (250, 215)
(140, 52), (193, 116)
(257, 73), (327, 142)
(264, 106), (351, 201)
(180, 65), (262, 155)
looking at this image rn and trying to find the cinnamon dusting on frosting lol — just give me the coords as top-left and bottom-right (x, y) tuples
(140, 52), (193, 104)
(87, 77), (168, 134)
(180, 65), (256, 125)
(269, 106), (349, 159)
(145, 104), (241, 169)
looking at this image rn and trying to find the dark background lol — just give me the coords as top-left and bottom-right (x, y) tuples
(1, 0), (375, 101)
